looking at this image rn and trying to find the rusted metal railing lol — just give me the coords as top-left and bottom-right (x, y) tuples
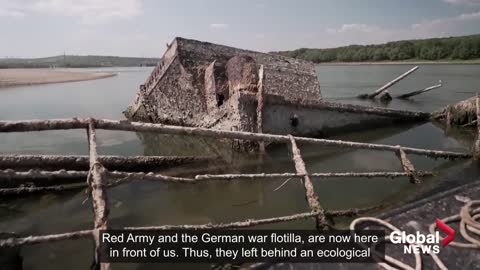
(0, 117), (472, 268)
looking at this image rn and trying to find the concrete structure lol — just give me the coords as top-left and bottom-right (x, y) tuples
(124, 37), (429, 148)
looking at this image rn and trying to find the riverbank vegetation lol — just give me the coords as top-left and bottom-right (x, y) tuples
(0, 55), (159, 68)
(275, 34), (480, 63)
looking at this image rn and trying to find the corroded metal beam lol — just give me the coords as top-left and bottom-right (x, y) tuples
(288, 135), (327, 230)
(86, 119), (111, 270)
(396, 146), (421, 184)
(194, 171), (433, 180)
(0, 154), (215, 170)
(0, 207), (374, 248)
(0, 118), (471, 159)
(359, 66), (419, 99)
(397, 83), (442, 99)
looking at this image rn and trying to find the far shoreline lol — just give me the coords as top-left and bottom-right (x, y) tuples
(316, 59), (480, 65)
(0, 68), (117, 88)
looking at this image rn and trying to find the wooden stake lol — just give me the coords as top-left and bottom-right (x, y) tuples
(288, 135), (327, 230)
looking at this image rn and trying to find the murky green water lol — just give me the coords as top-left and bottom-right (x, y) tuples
(1, 65), (479, 269)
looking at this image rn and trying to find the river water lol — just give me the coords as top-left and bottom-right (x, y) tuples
(0, 65), (479, 269)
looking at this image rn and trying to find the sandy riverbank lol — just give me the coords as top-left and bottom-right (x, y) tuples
(0, 68), (116, 88)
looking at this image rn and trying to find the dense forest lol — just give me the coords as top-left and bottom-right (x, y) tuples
(275, 34), (480, 63)
(0, 55), (159, 68)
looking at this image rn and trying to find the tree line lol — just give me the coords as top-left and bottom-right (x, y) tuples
(275, 34), (480, 63)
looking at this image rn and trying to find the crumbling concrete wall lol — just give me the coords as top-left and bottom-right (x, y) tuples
(176, 37), (321, 101)
(204, 60), (228, 113)
(226, 55), (259, 93)
(150, 57), (206, 126)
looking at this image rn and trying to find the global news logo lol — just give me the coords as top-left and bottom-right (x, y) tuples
(389, 219), (455, 255)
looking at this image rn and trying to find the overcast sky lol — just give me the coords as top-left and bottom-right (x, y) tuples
(1, 0), (480, 58)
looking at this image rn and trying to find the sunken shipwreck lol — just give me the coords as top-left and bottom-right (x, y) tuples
(124, 37), (430, 145)
(1, 37), (479, 270)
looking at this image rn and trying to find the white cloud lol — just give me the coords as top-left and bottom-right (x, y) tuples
(327, 24), (377, 33)
(0, 8), (25, 18)
(443, 0), (480, 5)
(0, 0), (25, 18)
(411, 11), (480, 36)
(323, 11), (480, 47)
(0, 0), (143, 24)
(210, 23), (229, 29)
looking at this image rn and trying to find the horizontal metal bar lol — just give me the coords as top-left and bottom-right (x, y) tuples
(0, 183), (87, 195)
(0, 207), (374, 248)
(194, 171), (433, 180)
(0, 169), (434, 187)
(0, 154), (215, 170)
(0, 118), (471, 159)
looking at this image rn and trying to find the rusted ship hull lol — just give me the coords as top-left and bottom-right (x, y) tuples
(230, 92), (429, 137)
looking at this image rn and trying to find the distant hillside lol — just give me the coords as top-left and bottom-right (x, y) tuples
(0, 55), (159, 68)
(275, 34), (480, 63)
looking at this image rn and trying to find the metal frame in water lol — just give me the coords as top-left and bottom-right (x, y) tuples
(0, 117), (472, 269)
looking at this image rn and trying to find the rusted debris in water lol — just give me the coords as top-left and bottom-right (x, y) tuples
(432, 95), (479, 126)
(432, 94), (480, 158)
(378, 90), (393, 102)
(357, 66), (442, 102)
(358, 66), (419, 99)
(0, 114), (472, 267)
(397, 82), (443, 99)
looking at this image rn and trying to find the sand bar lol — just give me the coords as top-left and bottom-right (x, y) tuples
(0, 68), (116, 88)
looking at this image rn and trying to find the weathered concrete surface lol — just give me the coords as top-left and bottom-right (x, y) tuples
(125, 37), (321, 126)
(124, 37), (430, 148)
